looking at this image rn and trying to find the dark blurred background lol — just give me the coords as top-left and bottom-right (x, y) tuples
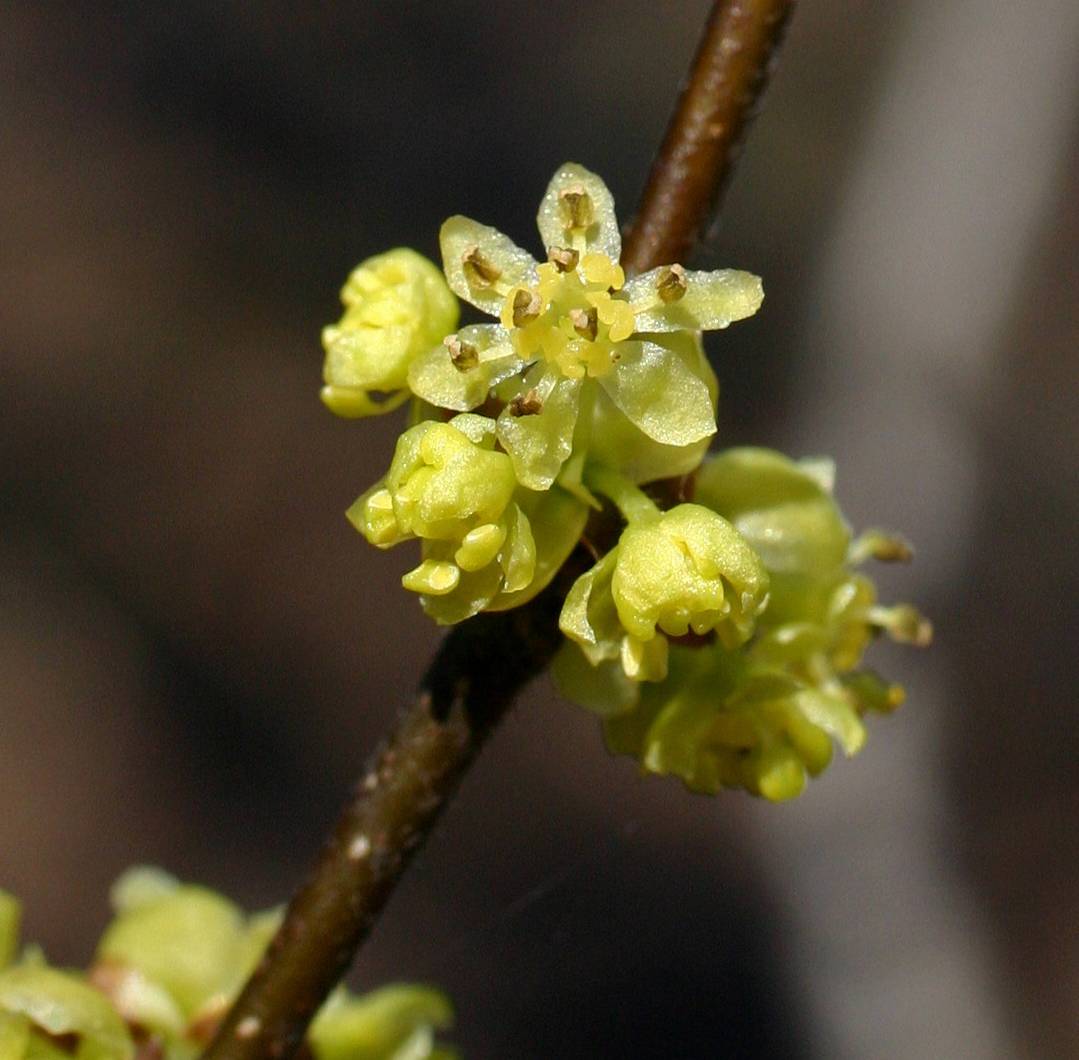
(3, 3), (1077, 1057)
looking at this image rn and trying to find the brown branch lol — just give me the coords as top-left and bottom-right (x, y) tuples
(621, 0), (796, 275)
(202, 4), (795, 1058)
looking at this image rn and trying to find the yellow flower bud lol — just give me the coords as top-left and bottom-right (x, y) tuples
(383, 418), (517, 542)
(320, 248), (458, 418)
(611, 505), (769, 647)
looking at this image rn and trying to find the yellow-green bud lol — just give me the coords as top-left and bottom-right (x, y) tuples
(560, 503), (768, 686)
(320, 248), (459, 418)
(612, 505), (769, 646)
(379, 417), (517, 544)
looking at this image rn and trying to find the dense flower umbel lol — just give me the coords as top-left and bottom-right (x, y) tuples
(0, 871), (457, 1060)
(322, 162), (929, 799)
(556, 449), (931, 800)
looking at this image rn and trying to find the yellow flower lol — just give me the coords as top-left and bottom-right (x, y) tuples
(406, 164), (763, 489)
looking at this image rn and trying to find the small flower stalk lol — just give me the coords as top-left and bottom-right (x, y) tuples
(322, 163), (930, 800)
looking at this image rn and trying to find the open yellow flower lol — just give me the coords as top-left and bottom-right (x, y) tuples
(406, 163), (763, 490)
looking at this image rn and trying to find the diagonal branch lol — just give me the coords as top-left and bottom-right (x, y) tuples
(622, 0), (796, 276)
(202, 4), (795, 1058)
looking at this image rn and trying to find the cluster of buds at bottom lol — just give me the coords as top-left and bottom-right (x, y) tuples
(554, 450), (930, 800)
(0, 869), (456, 1060)
(319, 162), (929, 799)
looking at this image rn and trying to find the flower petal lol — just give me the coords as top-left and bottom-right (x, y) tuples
(319, 385), (410, 419)
(790, 688), (866, 756)
(407, 324), (524, 411)
(695, 448), (850, 575)
(416, 541), (503, 626)
(536, 163), (621, 260)
(586, 332), (717, 483)
(497, 504), (536, 594)
(624, 268), (763, 332)
(551, 644), (640, 718)
(488, 486), (589, 612)
(597, 339), (715, 446)
(439, 216), (537, 316)
(558, 549), (621, 664)
(496, 368), (582, 490)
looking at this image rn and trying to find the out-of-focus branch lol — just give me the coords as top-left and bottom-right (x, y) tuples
(203, 4), (795, 1058)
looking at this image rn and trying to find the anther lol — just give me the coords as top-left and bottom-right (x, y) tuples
(656, 264), (688, 303)
(461, 245), (501, 288)
(568, 306), (598, 341)
(559, 185), (594, 229)
(511, 288), (542, 327)
(445, 335), (479, 371)
(548, 246), (580, 272)
(509, 388), (543, 416)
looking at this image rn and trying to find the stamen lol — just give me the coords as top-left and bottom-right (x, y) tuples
(511, 288), (542, 326)
(461, 245), (501, 288)
(849, 530), (914, 564)
(509, 388), (543, 416)
(568, 306), (598, 341)
(559, 185), (594, 229)
(444, 335), (479, 372)
(656, 264), (688, 303)
(548, 246), (580, 273)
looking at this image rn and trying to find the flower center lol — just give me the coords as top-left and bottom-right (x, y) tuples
(499, 251), (637, 380)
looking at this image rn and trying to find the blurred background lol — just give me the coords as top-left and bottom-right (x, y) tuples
(2, 2), (1077, 1056)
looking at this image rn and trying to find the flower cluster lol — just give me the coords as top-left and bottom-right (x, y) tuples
(556, 449), (930, 799)
(323, 163), (929, 798)
(0, 870), (456, 1060)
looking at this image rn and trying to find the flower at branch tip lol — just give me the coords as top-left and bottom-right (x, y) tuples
(321, 248), (459, 418)
(408, 162), (763, 489)
(0, 871), (457, 1060)
(559, 502), (769, 684)
(351, 414), (587, 624)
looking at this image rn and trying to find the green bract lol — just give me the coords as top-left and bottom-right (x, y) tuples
(323, 163), (928, 799)
(321, 248), (459, 418)
(0, 872), (456, 1060)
